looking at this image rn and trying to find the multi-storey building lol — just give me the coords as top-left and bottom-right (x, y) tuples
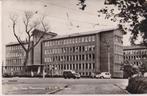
(123, 45), (147, 67)
(4, 29), (57, 75)
(42, 27), (123, 77)
(4, 27), (123, 78)
(5, 42), (33, 75)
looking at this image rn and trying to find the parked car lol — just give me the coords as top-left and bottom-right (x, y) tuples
(63, 70), (80, 79)
(144, 72), (147, 77)
(95, 72), (111, 79)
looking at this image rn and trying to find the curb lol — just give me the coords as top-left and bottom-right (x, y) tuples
(113, 84), (130, 94)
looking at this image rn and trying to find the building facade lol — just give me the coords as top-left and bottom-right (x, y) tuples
(42, 28), (123, 77)
(5, 42), (33, 75)
(123, 45), (147, 67)
(3, 29), (57, 76)
(4, 27), (123, 78)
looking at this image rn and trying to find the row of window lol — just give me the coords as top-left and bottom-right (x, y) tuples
(45, 63), (95, 71)
(44, 45), (95, 54)
(44, 54), (95, 62)
(132, 61), (142, 66)
(124, 55), (146, 60)
(4, 66), (22, 71)
(6, 45), (27, 51)
(124, 49), (147, 55)
(6, 59), (23, 65)
(6, 52), (25, 57)
(44, 35), (95, 46)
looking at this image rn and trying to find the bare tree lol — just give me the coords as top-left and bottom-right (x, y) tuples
(10, 11), (49, 67)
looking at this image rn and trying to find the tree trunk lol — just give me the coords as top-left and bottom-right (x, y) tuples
(23, 52), (29, 66)
(22, 51), (29, 76)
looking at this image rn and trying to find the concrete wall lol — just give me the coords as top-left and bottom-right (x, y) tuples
(33, 32), (55, 65)
(100, 31), (114, 74)
(95, 34), (100, 73)
(113, 29), (123, 78)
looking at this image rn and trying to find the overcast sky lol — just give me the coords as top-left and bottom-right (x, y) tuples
(1, 0), (135, 61)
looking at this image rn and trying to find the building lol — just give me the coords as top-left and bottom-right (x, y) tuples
(4, 42), (33, 75)
(42, 27), (123, 78)
(4, 27), (123, 78)
(123, 45), (147, 77)
(4, 29), (57, 76)
(123, 45), (147, 67)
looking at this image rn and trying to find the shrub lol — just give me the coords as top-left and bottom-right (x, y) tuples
(126, 76), (147, 93)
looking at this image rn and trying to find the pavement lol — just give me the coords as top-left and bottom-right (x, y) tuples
(2, 77), (129, 95)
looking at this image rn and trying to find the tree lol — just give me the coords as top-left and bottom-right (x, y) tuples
(121, 60), (140, 78)
(10, 11), (49, 68)
(77, 0), (147, 45)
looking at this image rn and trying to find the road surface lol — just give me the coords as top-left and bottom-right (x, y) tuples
(2, 77), (129, 94)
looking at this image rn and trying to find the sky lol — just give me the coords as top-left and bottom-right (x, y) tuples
(1, 0), (137, 61)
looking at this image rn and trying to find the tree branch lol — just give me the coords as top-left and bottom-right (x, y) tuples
(10, 15), (27, 52)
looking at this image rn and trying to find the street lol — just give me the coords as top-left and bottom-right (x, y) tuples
(2, 77), (129, 94)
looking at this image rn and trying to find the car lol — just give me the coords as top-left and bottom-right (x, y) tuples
(95, 72), (111, 79)
(63, 70), (80, 79)
(144, 72), (147, 77)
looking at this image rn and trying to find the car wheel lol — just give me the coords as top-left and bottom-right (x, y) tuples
(64, 77), (67, 79)
(100, 76), (104, 79)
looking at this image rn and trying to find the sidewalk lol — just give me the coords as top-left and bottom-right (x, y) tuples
(56, 84), (129, 94)
(2, 78), (68, 95)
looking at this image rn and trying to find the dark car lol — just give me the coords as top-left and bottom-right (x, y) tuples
(63, 70), (80, 79)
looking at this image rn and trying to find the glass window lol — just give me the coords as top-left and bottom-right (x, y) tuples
(73, 64), (75, 70)
(92, 36), (95, 41)
(85, 37), (88, 42)
(86, 63), (88, 69)
(83, 63), (85, 69)
(79, 63), (81, 70)
(82, 37), (84, 42)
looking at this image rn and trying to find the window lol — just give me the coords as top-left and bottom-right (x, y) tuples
(79, 63), (81, 70)
(82, 55), (84, 60)
(64, 64), (66, 70)
(76, 64), (78, 69)
(67, 64), (69, 70)
(73, 64), (75, 70)
(92, 36), (95, 41)
(89, 63), (91, 69)
(70, 64), (72, 70)
(75, 38), (78, 43)
(83, 63), (85, 69)
(86, 63), (88, 69)
(88, 36), (91, 42)
(82, 37), (84, 42)
(82, 46), (85, 52)
(85, 37), (88, 42)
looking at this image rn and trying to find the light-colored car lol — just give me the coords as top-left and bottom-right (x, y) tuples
(95, 72), (111, 79)
(144, 72), (147, 77)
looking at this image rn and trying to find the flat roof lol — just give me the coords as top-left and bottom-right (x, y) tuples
(43, 26), (118, 41)
(6, 41), (29, 46)
(123, 45), (147, 50)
